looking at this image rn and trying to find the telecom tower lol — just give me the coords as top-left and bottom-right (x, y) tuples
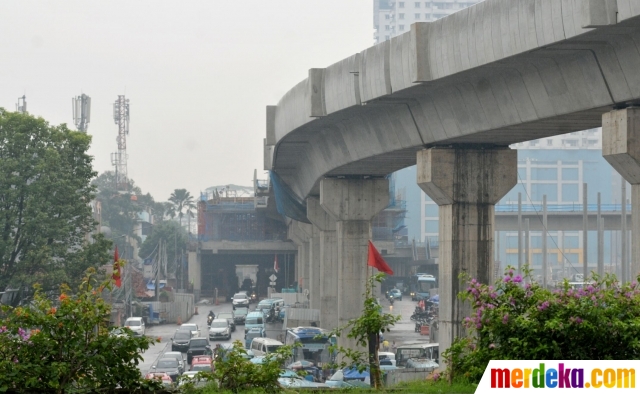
(111, 95), (130, 192)
(72, 94), (91, 132)
(16, 95), (27, 113)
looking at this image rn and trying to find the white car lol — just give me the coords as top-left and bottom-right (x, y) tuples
(208, 319), (231, 340)
(124, 317), (145, 336)
(180, 323), (200, 337)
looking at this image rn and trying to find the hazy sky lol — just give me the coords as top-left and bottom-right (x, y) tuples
(0, 1), (372, 201)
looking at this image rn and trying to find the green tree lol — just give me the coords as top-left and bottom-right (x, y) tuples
(138, 220), (188, 276)
(0, 268), (161, 393)
(325, 273), (401, 389)
(0, 109), (110, 303)
(169, 188), (196, 230)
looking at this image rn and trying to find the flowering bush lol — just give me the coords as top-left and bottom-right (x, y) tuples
(0, 268), (159, 393)
(445, 267), (640, 383)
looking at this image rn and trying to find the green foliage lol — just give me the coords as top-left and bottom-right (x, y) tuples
(207, 340), (293, 393)
(169, 188), (196, 229)
(445, 266), (640, 383)
(0, 109), (110, 301)
(0, 269), (160, 393)
(324, 273), (401, 389)
(138, 220), (188, 273)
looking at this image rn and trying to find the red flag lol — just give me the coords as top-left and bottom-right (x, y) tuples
(112, 246), (122, 288)
(367, 241), (393, 275)
(274, 254), (279, 273)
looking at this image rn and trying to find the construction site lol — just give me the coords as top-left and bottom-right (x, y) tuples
(187, 173), (438, 301)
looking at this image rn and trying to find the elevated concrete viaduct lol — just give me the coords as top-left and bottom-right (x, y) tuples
(267, 0), (640, 355)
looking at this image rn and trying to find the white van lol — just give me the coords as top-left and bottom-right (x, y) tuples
(378, 351), (396, 367)
(250, 337), (283, 357)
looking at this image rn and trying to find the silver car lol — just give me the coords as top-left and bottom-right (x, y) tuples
(151, 357), (181, 382)
(208, 319), (231, 340)
(162, 351), (186, 375)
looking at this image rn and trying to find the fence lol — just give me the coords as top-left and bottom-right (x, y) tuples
(145, 293), (195, 325)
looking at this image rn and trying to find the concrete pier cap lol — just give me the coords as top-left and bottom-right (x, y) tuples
(320, 178), (390, 221)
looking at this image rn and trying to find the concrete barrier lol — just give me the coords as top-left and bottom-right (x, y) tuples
(385, 368), (433, 386)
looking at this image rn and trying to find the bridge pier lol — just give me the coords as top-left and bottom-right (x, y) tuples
(417, 147), (517, 357)
(309, 225), (322, 311)
(288, 221), (312, 296)
(307, 197), (339, 330)
(602, 108), (640, 280)
(320, 178), (389, 351)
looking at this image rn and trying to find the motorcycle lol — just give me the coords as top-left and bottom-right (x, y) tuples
(207, 315), (214, 327)
(389, 297), (394, 306)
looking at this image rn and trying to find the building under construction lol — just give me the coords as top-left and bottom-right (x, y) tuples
(187, 173), (430, 300)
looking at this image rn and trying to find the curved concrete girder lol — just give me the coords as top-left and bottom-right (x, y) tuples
(267, 1), (640, 201)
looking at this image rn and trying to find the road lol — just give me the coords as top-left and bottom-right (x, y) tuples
(138, 296), (427, 375)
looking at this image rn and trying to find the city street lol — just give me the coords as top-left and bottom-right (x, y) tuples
(138, 296), (427, 375)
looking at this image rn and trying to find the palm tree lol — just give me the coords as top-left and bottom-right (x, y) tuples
(168, 189), (196, 230)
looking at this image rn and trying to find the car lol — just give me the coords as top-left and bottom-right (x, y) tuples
(150, 357), (181, 382)
(208, 319), (231, 340)
(163, 351), (186, 374)
(232, 293), (250, 308)
(406, 357), (439, 371)
(186, 337), (212, 364)
(109, 327), (131, 338)
(388, 289), (402, 301)
(256, 298), (284, 316)
(171, 330), (192, 353)
(244, 311), (266, 333)
(123, 317), (145, 336)
(234, 307), (249, 325)
(178, 371), (213, 388)
(217, 343), (255, 361)
(190, 355), (213, 372)
(217, 311), (236, 332)
(179, 323), (200, 337)
(145, 372), (173, 387)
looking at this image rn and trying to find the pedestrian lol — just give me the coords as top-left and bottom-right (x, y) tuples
(382, 339), (390, 352)
(391, 340), (397, 353)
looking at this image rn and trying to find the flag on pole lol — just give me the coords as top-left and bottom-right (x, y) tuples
(112, 246), (122, 288)
(367, 241), (393, 275)
(274, 254), (279, 273)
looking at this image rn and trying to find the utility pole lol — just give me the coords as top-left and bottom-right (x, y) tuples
(518, 193), (523, 275)
(583, 183), (588, 281)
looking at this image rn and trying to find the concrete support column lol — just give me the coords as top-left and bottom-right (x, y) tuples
(320, 178), (389, 350)
(602, 108), (640, 279)
(187, 251), (201, 295)
(288, 221), (312, 294)
(307, 197), (339, 330)
(309, 226), (321, 310)
(417, 147), (517, 357)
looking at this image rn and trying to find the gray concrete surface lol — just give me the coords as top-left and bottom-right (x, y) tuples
(320, 178), (390, 351)
(603, 107), (640, 277)
(417, 147), (517, 359)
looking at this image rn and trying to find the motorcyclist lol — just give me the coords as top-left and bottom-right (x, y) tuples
(208, 310), (215, 319)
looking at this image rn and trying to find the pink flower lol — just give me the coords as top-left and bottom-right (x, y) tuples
(503, 276), (512, 283)
(489, 343), (496, 349)
(502, 314), (509, 324)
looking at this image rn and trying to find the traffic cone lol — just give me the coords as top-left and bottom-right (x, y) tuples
(215, 296), (219, 306)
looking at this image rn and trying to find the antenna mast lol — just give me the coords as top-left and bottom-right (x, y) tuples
(111, 95), (130, 192)
(16, 95), (27, 114)
(72, 94), (91, 132)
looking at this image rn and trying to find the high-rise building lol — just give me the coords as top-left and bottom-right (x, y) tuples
(374, 0), (484, 43)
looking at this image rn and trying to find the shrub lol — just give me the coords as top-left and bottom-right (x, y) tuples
(0, 269), (159, 393)
(446, 267), (640, 383)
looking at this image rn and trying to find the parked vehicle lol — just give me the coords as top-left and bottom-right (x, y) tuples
(249, 337), (283, 357)
(208, 319), (231, 341)
(186, 337), (212, 364)
(395, 342), (439, 367)
(406, 357), (439, 371)
(171, 330), (192, 353)
(123, 317), (145, 336)
(217, 311), (236, 332)
(150, 358), (181, 382)
(378, 351), (396, 367)
(244, 311), (265, 333)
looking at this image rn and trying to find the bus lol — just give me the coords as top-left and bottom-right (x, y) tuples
(410, 274), (437, 301)
(284, 326), (335, 366)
